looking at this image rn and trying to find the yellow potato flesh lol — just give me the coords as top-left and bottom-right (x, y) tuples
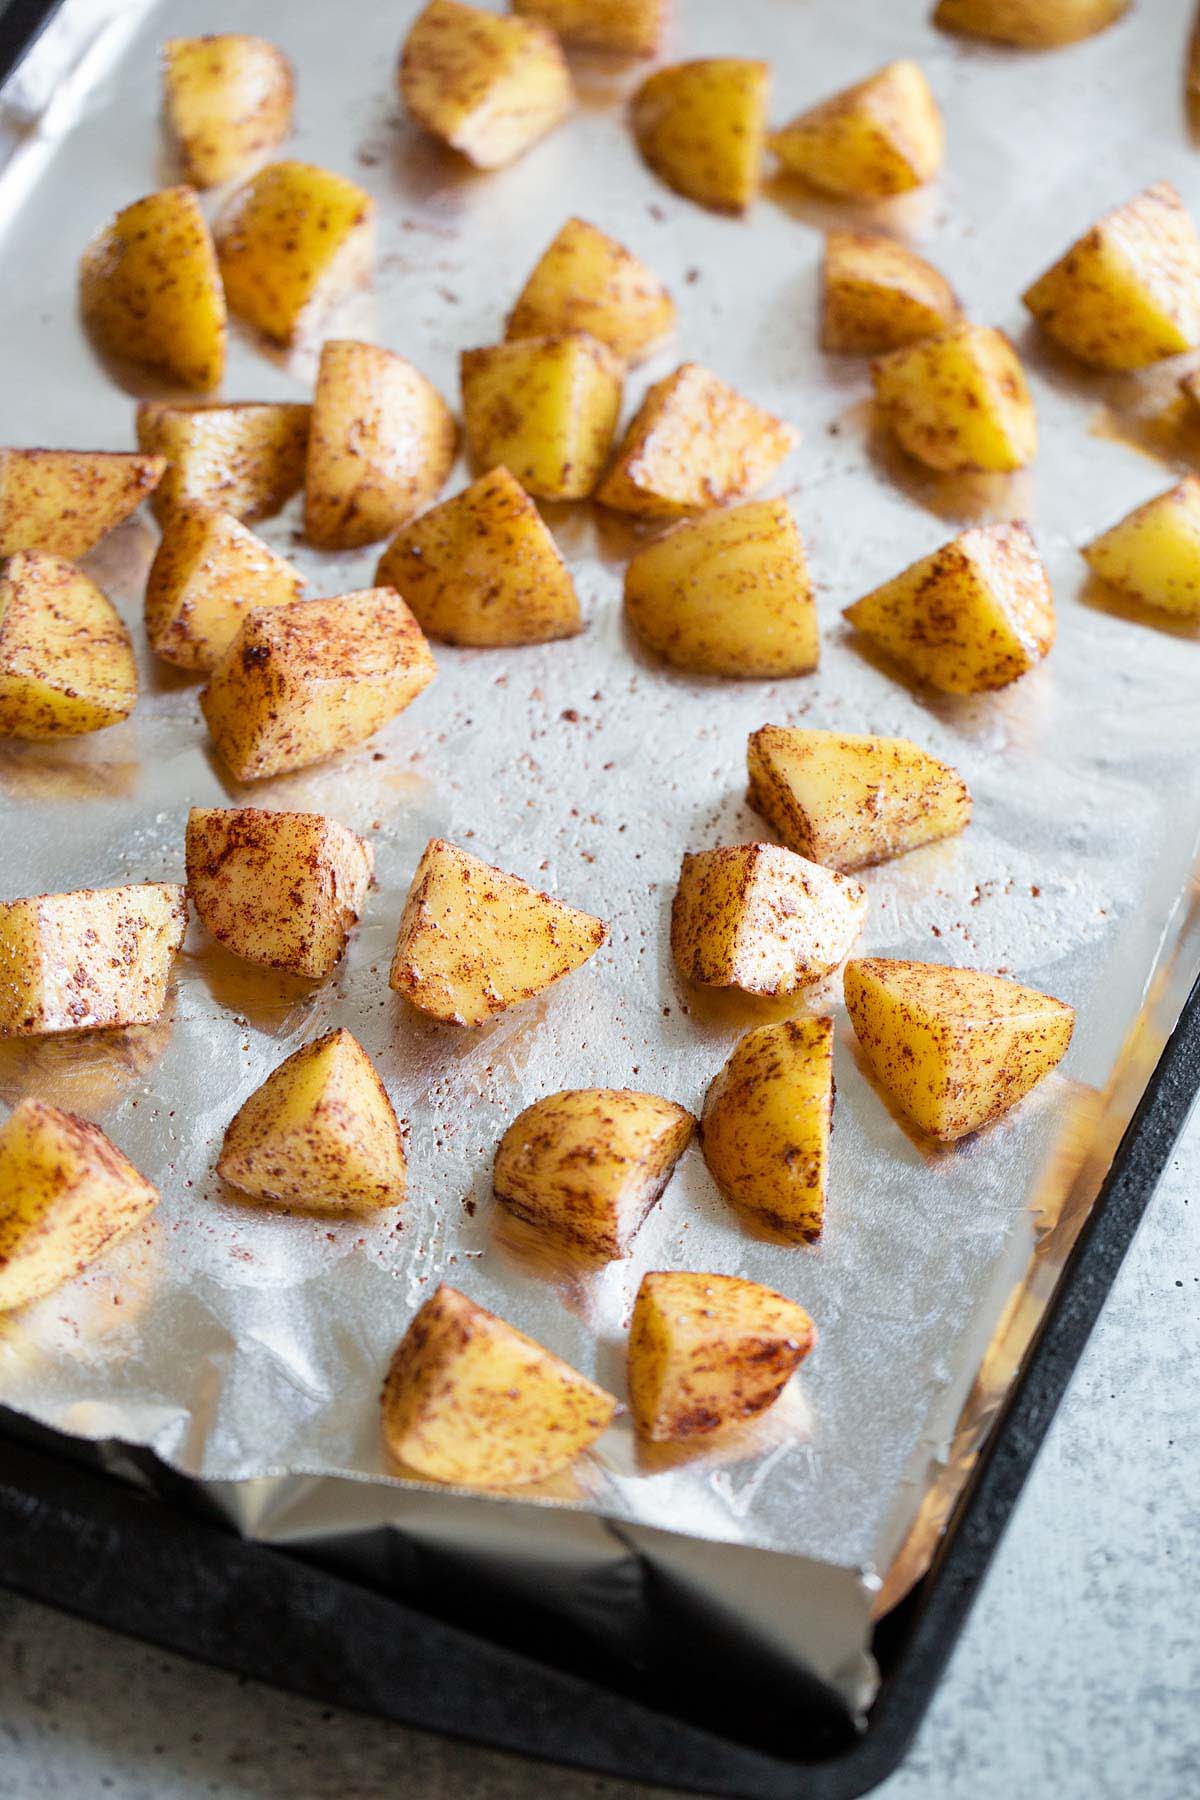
(460, 334), (622, 501)
(506, 217), (676, 366)
(512, 0), (665, 56)
(1083, 477), (1200, 617)
(631, 58), (768, 213)
(144, 504), (303, 671)
(822, 231), (960, 355)
(0, 450), (164, 559)
(0, 551), (137, 738)
(770, 59), (943, 199)
(0, 883), (187, 1038)
(701, 1017), (834, 1241)
(163, 34), (294, 187)
(935, 0), (1128, 50)
(137, 401), (312, 525)
(872, 324), (1036, 474)
(398, 0), (573, 170)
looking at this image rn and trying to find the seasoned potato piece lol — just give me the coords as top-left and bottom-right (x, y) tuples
(624, 499), (817, 677)
(162, 34), (294, 187)
(399, 0), (573, 170)
(0, 883), (187, 1038)
(137, 401), (311, 525)
(872, 324), (1036, 474)
(218, 1028), (405, 1212)
(389, 838), (607, 1025)
(506, 218), (676, 366)
(305, 340), (457, 550)
(844, 957), (1074, 1141)
(671, 844), (867, 997)
(597, 364), (795, 519)
(934, 0), (1128, 48)
(0, 451), (164, 559)
(382, 1283), (616, 1487)
(376, 466), (580, 647)
(214, 160), (375, 347)
(186, 807), (373, 977)
(701, 1017), (833, 1241)
(0, 1100), (158, 1311)
(1082, 476), (1200, 617)
(201, 589), (436, 782)
(747, 725), (972, 872)
(461, 335), (621, 502)
(145, 505), (303, 671)
(513, 0), (665, 56)
(844, 521), (1055, 695)
(822, 231), (960, 354)
(631, 59), (768, 213)
(79, 185), (225, 390)
(770, 60), (942, 199)
(629, 1271), (816, 1441)
(0, 551), (136, 739)
(1023, 184), (1200, 371)
(494, 1089), (694, 1258)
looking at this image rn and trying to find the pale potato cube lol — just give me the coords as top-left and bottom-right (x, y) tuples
(144, 504), (303, 672)
(1082, 476), (1200, 617)
(872, 324), (1036, 474)
(822, 231), (960, 354)
(770, 60), (942, 199)
(137, 400), (311, 525)
(0, 883), (187, 1037)
(162, 34), (294, 187)
(506, 218), (676, 366)
(513, 0), (665, 56)
(631, 58), (768, 213)
(935, 0), (1128, 48)
(0, 551), (137, 739)
(701, 1017), (833, 1241)
(461, 334), (622, 501)
(399, 0), (573, 170)
(0, 451), (164, 559)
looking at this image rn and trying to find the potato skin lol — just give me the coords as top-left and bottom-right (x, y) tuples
(506, 217), (676, 366)
(399, 0), (574, 170)
(137, 401), (311, 525)
(162, 34), (294, 187)
(701, 1017), (833, 1241)
(461, 334), (622, 501)
(0, 883), (187, 1038)
(822, 231), (960, 355)
(512, 0), (665, 57)
(0, 550), (137, 738)
(631, 59), (768, 213)
(770, 59), (942, 199)
(872, 324), (1037, 474)
(0, 451), (164, 559)
(934, 0), (1128, 48)
(144, 504), (303, 672)
(1082, 476), (1200, 618)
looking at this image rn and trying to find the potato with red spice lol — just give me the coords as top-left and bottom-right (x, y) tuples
(506, 218), (676, 366)
(822, 231), (960, 355)
(0, 883), (187, 1038)
(144, 505), (303, 672)
(399, 0), (573, 170)
(0, 552), (137, 738)
(80, 186), (226, 390)
(872, 324), (1036, 474)
(461, 335), (622, 502)
(631, 59), (769, 212)
(935, 0), (1127, 50)
(771, 60), (942, 199)
(513, 0), (665, 57)
(214, 161), (374, 347)
(0, 450), (164, 558)
(162, 34), (294, 187)
(1082, 476), (1200, 618)
(137, 401), (311, 525)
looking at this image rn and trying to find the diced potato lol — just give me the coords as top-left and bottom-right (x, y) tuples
(1023, 183), (1200, 371)
(513, 0), (665, 56)
(624, 499), (818, 677)
(0, 551), (137, 739)
(382, 1283), (617, 1486)
(186, 806), (374, 977)
(671, 843), (867, 997)
(844, 521), (1055, 695)
(398, 0), (573, 171)
(0, 1100), (158, 1311)
(872, 324), (1036, 474)
(375, 466), (581, 647)
(770, 60), (943, 199)
(214, 160), (375, 348)
(701, 1017), (833, 1241)
(460, 335), (622, 501)
(1082, 476), (1200, 617)
(596, 363), (795, 519)
(305, 340), (457, 550)
(200, 589), (436, 782)
(747, 725), (972, 872)
(844, 957), (1075, 1141)
(0, 451), (164, 559)
(389, 838), (607, 1025)
(218, 1027), (405, 1212)
(506, 218), (676, 366)
(934, 0), (1128, 48)
(494, 1089), (694, 1258)
(0, 883), (187, 1037)
(162, 34), (294, 187)
(628, 1270), (816, 1440)
(137, 401), (311, 525)
(630, 58), (768, 213)
(79, 185), (226, 391)
(822, 231), (960, 355)
(144, 504), (303, 671)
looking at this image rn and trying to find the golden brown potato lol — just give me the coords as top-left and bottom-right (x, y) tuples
(375, 466), (580, 647)
(0, 883), (187, 1038)
(162, 34), (294, 187)
(382, 1283), (617, 1486)
(701, 1017), (833, 1241)
(631, 59), (768, 213)
(934, 0), (1128, 48)
(494, 1089), (694, 1258)
(399, 0), (573, 170)
(844, 957), (1075, 1141)
(872, 324), (1036, 473)
(200, 589), (436, 782)
(389, 838), (607, 1025)
(822, 231), (960, 354)
(218, 1028), (405, 1212)
(461, 334), (622, 501)
(771, 60), (942, 199)
(1082, 476), (1200, 617)
(137, 400), (311, 525)
(79, 185), (226, 390)
(186, 807), (374, 977)
(0, 451), (164, 559)
(844, 521), (1055, 695)
(144, 504), (303, 671)
(0, 551), (137, 739)
(0, 1100), (158, 1311)
(671, 844), (867, 997)
(628, 1270), (816, 1440)
(513, 0), (665, 56)
(506, 218), (676, 366)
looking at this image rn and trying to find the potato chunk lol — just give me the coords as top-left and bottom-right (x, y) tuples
(200, 590), (436, 782)
(399, 0), (573, 170)
(770, 60), (942, 199)
(0, 883), (187, 1037)
(1023, 184), (1200, 371)
(186, 807), (373, 977)
(671, 844), (867, 997)
(218, 1028), (405, 1212)
(0, 1100), (158, 1311)
(701, 1017), (833, 1241)
(631, 58), (768, 213)
(506, 218), (676, 366)
(460, 335), (622, 502)
(145, 505), (303, 671)
(383, 1283), (616, 1487)
(305, 340), (457, 550)
(1082, 477), (1200, 618)
(389, 838), (607, 1025)
(872, 324), (1036, 474)
(822, 231), (960, 354)
(844, 521), (1055, 695)
(0, 551), (137, 738)
(934, 0), (1128, 48)
(513, 0), (664, 56)
(375, 466), (580, 647)
(162, 34), (294, 187)
(628, 1271), (816, 1441)
(596, 363), (795, 519)
(137, 401), (311, 525)
(214, 161), (374, 347)
(79, 186), (225, 390)
(0, 451), (164, 559)
(844, 957), (1074, 1141)
(747, 725), (972, 872)
(624, 499), (817, 677)
(494, 1089), (694, 1258)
